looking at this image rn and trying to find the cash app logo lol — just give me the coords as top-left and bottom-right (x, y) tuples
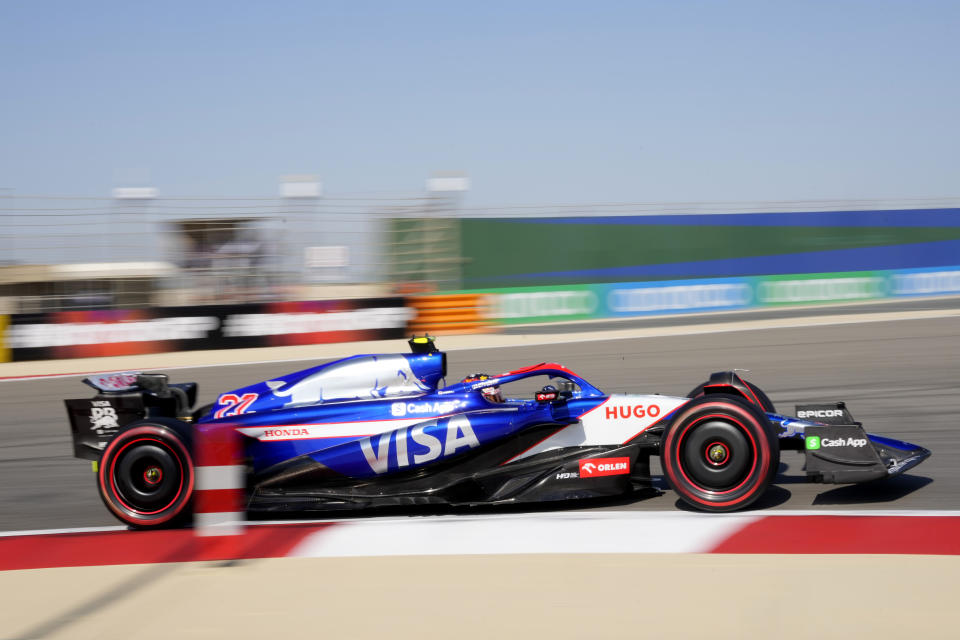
(805, 435), (821, 450)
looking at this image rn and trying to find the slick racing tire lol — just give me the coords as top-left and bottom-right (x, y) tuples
(661, 395), (779, 512)
(98, 419), (194, 529)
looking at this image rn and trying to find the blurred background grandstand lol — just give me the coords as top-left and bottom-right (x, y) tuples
(0, 175), (471, 313)
(3, 185), (959, 316)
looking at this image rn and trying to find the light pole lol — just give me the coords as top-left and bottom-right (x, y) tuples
(279, 175), (322, 297)
(0, 188), (14, 267)
(111, 185), (157, 306)
(425, 172), (469, 290)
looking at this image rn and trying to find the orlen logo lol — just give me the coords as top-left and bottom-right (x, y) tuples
(579, 457), (631, 477)
(605, 405), (661, 420)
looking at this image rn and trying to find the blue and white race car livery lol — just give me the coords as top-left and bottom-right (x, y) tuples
(65, 337), (930, 528)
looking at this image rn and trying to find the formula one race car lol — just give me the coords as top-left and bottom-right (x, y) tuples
(65, 337), (930, 528)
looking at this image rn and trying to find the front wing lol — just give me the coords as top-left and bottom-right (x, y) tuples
(769, 402), (931, 484)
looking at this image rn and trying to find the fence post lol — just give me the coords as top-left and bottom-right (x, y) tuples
(194, 423), (245, 538)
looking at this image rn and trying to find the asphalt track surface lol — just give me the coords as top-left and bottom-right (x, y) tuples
(1, 307), (958, 532)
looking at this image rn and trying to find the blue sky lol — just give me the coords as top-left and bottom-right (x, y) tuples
(2, 1), (958, 204)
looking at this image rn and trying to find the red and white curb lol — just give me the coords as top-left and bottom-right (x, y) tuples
(289, 510), (960, 557)
(292, 511), (753, 557)
(1, 510), (959, 571)
(193, 422), (245, 537)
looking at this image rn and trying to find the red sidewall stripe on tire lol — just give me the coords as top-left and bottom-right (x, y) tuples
(673, 413), (760, 498)
(99, 426), (195, 526)
(108, 438), (185, 516)
(665, 404), (771, 508)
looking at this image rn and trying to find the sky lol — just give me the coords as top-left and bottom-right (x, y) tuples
(2, 1), (959, 205)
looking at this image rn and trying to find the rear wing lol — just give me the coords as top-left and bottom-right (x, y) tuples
(65, 372), (197, 460)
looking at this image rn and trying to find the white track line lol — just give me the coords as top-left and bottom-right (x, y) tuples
(2, 509), (957, 538)
(0, 525), (127, 538)
(289, 509), (960, 557)
(291, 513), (760, 556)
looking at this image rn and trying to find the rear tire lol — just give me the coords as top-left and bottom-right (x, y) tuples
(97, 419), (194, 529)
(661, 395), (779, 512)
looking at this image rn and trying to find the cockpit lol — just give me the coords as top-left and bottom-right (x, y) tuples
(460, 372), (578, 405)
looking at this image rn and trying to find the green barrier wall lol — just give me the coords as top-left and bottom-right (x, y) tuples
(459, 209), (960, 289)
(446, 266), (960, 325)
(480, 284), (599, 324)
(754, 272), (887, 305)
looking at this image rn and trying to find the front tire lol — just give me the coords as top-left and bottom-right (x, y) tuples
(98, 420), (194, 529)
(661, 395), (779, 512)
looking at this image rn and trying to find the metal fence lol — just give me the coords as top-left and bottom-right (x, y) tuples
(0, 190), (468, 313)
(2, 191), (958, 313)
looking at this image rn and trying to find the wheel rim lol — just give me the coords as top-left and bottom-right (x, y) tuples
(675, 414), (757, 495)
(705, 441), (730, 466)
(109, 437), (186, 516)
(143, 465), (163, 486)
